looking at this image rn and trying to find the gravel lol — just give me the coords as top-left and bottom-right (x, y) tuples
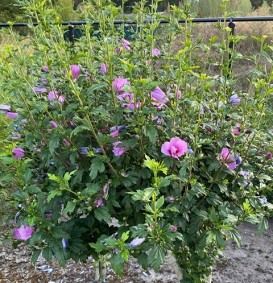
(1, 219), (273, 283)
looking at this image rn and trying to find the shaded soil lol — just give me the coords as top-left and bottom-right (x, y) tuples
(1, 219), (273, 283)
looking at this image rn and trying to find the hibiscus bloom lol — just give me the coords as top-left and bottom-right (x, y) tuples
(5, 112), (18, 119)
(50, 121), (58, 128)
(120, 39), (131, 51)
(12, 147), (25, 159)
(229, 93), (240, 105)
(161, 137), (188, 159)
(128, 237), (145, 248)
(112, 77), (130, 94)
(113, 141), (125, 156)
(13, 225), (35, 241)
(100, 63), (107, 74)
(33, 87), (47, 93)
(151, 87), (169, 108)
(152, 48), (161, 57)
(220, 147), (241, 170)
(70, 65), (81, 80)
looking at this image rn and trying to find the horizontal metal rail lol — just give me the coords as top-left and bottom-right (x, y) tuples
(1, 16), (273, 28)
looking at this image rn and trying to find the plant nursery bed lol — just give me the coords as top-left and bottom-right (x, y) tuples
(1, 218), (273, 283)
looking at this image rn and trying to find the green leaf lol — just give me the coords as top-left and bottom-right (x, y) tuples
(158, 177), (170, 188)
(178, 160), (188, 179)
(166, 205), (180, 213)
(52, 245), (66, 266)
(229, 228), (241, 247)
(89, 242), (106, 253)
(258, 174), (272, 181)
(257, 217), (268, 235)
(0, 156), (14, 165)
(23, 168), (32, 183)
(47, 189), (62, 202)
(63, 170), (76, 182)
(42, 247), (53, 262)
(138, 252), (149, 270)
(206, 230), (216, 244)
(94, 206), (111, 223)
(215, 230), (226, 247)
(208, 161), (220, 172)
(71, 170), (84, 186)
(91, 107), (110, 118)
(121, 249), (130, 261)
(121, 231), (130, 242)
(265, 202), (273, 210)
(130, 187), (155, 202)
(48, 173), (61, 183)
(31, 249), (41, 263)
(208, 207), (219, 222)
(143, 125), (158, 144)
(148, 245), (166, 271)
(52, 227), (69, 239)
(143, 155), (168, 175)
(86, 83), (107, 94)
(70, 125), (90, 137)
(156, 196), (164, 210)
(104, 237), (117, 247)
(81, 183), (100, 197)
(89, 157), (105, 180)
(27, 185), (41, 194)
(63, 201), (76, 215)
(49, 134), (60, 154)
(111, 253), (124, 276)
(218, 183), (227, 193)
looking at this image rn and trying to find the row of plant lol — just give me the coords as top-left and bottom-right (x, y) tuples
(1, 0), (273, 282)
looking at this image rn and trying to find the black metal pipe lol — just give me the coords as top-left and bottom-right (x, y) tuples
(1, 16), (273, 28)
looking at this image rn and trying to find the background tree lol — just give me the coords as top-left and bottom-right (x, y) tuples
(0, 0), (24, 22)
(250, 0), (273, 9)
(73, 0), (182, 12)
(250, 0), (264, 9)
(266, 0), (273, 7)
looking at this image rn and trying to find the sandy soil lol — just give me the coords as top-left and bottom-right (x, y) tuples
(1, 219), (273, 283)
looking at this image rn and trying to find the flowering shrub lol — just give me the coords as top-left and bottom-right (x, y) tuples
(0, 108), (20, 226)
(1, 0), (273, 282)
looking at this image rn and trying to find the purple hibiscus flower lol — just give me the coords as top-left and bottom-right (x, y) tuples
(50, 121), (58, 128)
(151, 87), (169, 108)
(112, 77), (130, 94)
(12, 147), (25, 159)
(128, 237), (145, 248)
(229, 93), (240, 105)
(13, 225), (35, 241)
(220, 147), (240, 170)
(110, 125), (126, 137)
(95, 198), (104, 208)
(266, 152), (272, 160)
(100, 63), (107, 74)
(113, 141), (125, 156)
(152, 48), (161, 57)
(33, 87), (47, 93)
(161, 137), (188, 159)
(79, 147), (89, 155)
(120, 38), (131, 51)
(0, 105), (11, 112)
(5, 112), (18, 119)
(70, 65), (81, 80)
(48, 91), (57, 100)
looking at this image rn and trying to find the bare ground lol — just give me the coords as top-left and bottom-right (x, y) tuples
(1, 219), (273, 283)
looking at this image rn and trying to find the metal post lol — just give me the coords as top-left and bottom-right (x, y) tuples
(228, 19), (235, 74)
(68, 25), (75, 44)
